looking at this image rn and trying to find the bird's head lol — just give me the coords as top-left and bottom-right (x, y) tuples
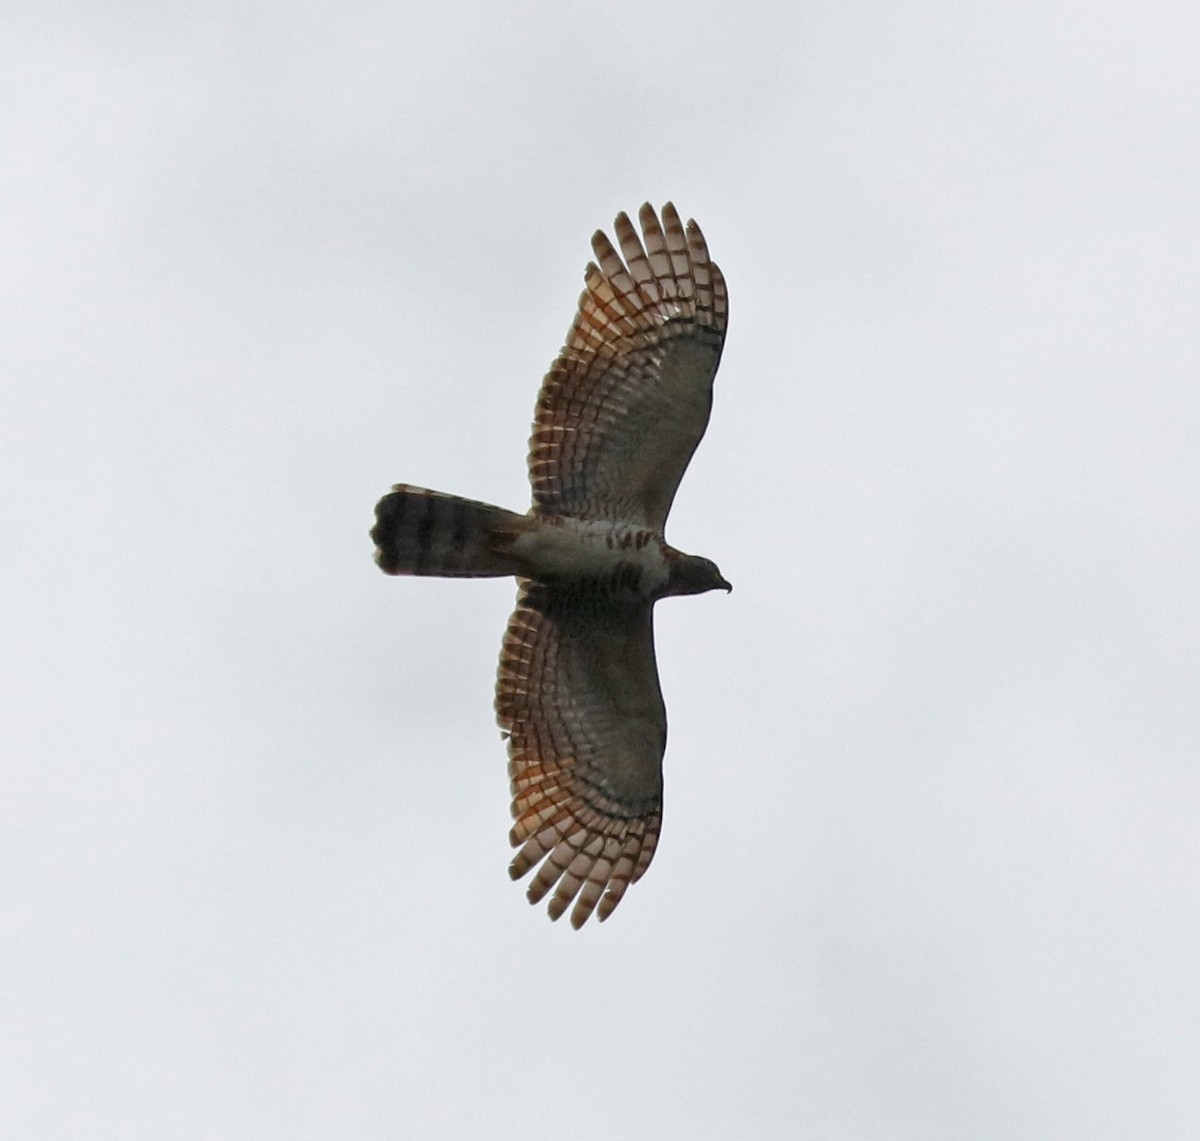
(664, 552), (732, 597)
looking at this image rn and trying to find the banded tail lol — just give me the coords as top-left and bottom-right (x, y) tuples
(371, 484), (531, 577)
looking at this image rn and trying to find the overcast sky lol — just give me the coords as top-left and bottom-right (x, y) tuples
(4, 1), (1199, 1137)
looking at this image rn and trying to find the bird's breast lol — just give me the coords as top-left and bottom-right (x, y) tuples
(510, 517), (669, 597)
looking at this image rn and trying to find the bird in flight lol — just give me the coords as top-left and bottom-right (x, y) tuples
(371, 203), (729, 927)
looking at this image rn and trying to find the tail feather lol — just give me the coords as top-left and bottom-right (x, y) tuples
(371, 484), (529, 577)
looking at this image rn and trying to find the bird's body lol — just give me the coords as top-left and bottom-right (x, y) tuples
(372, 203), (729, 927)
(507, 515), (672, 597)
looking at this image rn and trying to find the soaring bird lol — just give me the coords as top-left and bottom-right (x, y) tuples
(372, 203), (729, 927)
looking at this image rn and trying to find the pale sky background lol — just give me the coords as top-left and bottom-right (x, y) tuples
(3, 2), (1199, 1137)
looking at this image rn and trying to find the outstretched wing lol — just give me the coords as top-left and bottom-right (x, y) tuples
(528, 202), (728, 530)
(495, 581), (665, 927)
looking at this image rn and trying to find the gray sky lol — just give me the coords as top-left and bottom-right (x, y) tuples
(4, 1), (1199, 1137)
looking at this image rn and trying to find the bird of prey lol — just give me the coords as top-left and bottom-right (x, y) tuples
(371, 202), (729, 927)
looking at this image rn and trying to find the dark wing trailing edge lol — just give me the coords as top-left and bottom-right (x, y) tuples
(495, 581), (666, 927)
(528, 202), (728, 529)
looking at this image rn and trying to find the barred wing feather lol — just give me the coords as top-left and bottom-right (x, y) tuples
(528, 202), (728, 529)
(495, 581), (665, 927)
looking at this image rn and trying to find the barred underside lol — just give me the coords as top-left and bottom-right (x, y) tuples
(529, 202), (728, 530)
(496, 581), (665, 927)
